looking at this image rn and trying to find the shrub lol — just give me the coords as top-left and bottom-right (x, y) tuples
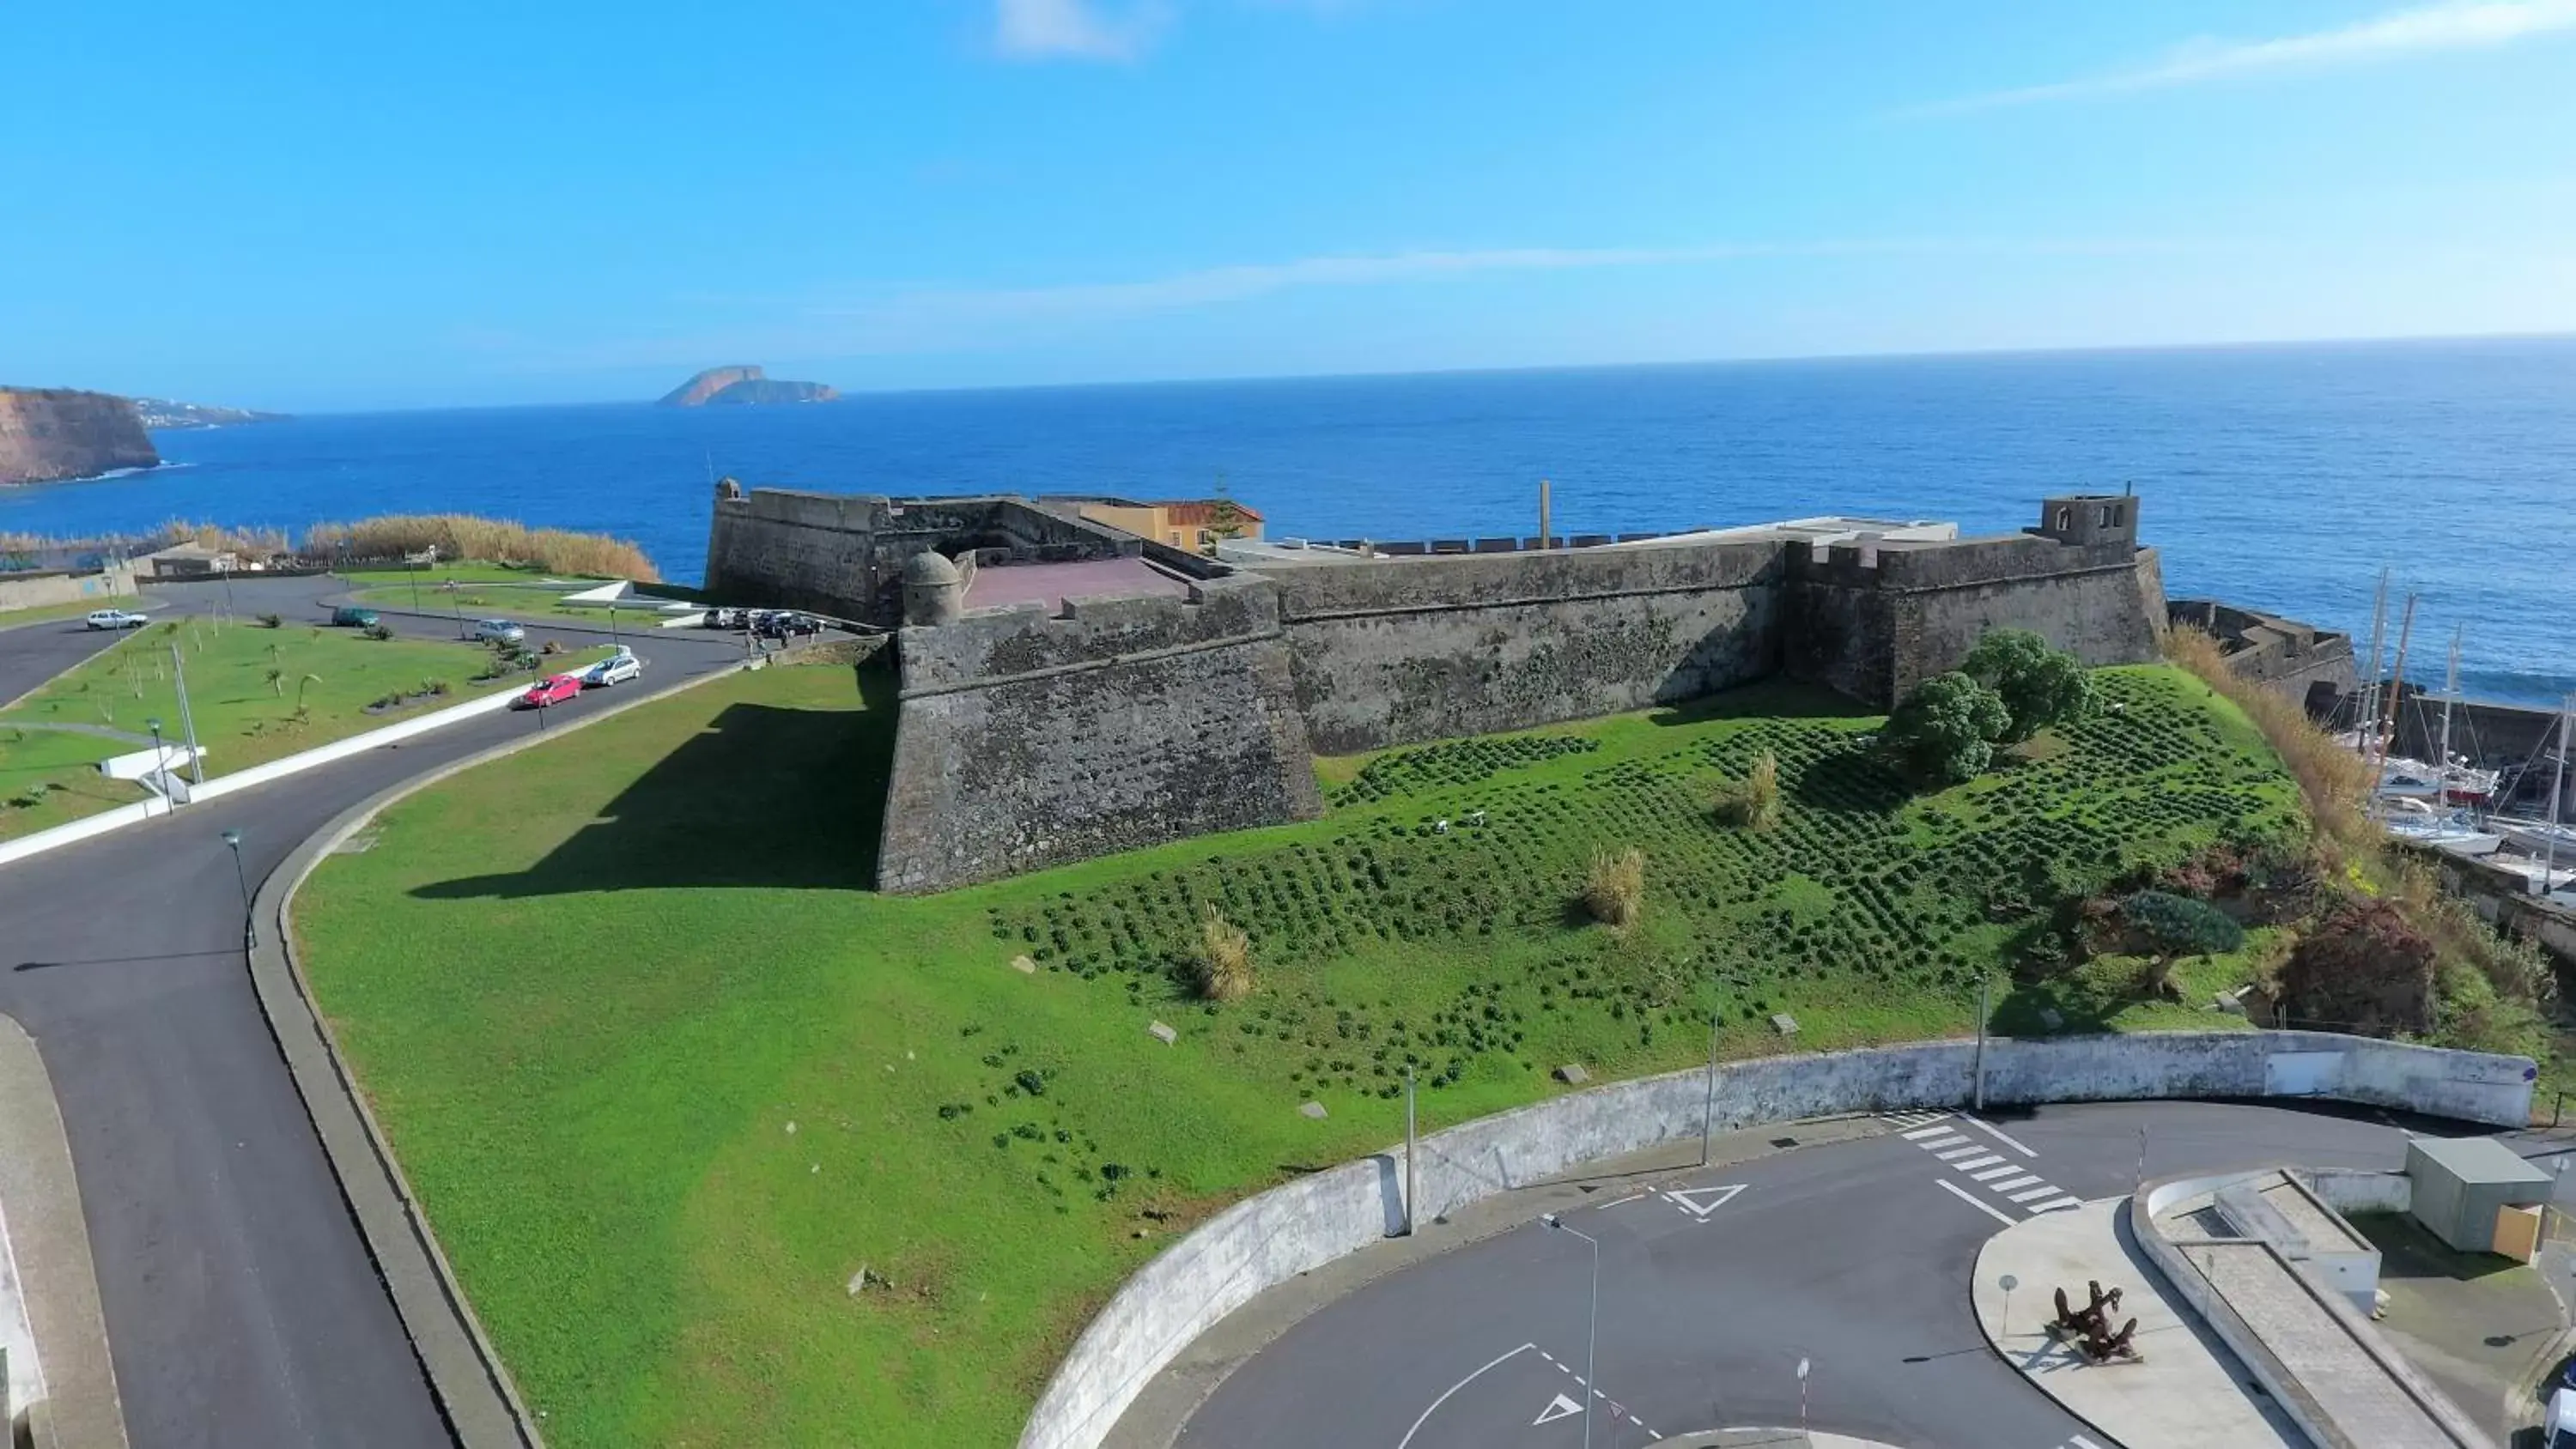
(256, 612), (283, 629)
(1193, 904), (1255, 1002)
(360, 622), (393, 641)
(1582, 846), (1646, 929)
(2121, 889), (2245, 999)
(1960, 628), (2095, 743)
(2276, 895), (2438, 1036)
(1882, 672), (2011, 785)
(299, 514), (658, 580)
(1716, 750), (1781, 830)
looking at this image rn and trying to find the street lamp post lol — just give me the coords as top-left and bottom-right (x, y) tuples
(1700, 1004), (1722, 1167)
(145, 717), (166, 795)
(1540, 1214), (1601, 1449)
(1795, 1356), (1812, 1434)
(222, 828), (256, 948)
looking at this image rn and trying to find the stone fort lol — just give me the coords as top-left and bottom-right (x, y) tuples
(704, 486), (2166, 893)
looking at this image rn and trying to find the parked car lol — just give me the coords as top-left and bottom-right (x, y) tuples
(582, 650), (642, 688)
(756, 610), (823, 639)
(330, 605), (380, 627)
(515, 672), (585, 709)
(82, 609), (150, 630)
(474, 618), (526, 645)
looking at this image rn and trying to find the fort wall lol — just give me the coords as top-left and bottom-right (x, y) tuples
(1268, 538), (1787, 754)
(876, 577), (1322, 894)
(705, 489), (1133, 626)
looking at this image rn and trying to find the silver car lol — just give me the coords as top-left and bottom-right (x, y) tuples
(84, 609), (150, 630)
(473, 619), (526, 645)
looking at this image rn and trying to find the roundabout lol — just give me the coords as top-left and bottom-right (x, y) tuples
(1157, 1100), (2482, 1449)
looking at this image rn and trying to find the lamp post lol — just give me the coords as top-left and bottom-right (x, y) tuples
(1700, 1004), (1722, 1167)
(145, 717), (166, 795)
(1795, 1356), (1812, 1434)
(221, 828), (256, 947)
(1540, 1214), (1601, 1449)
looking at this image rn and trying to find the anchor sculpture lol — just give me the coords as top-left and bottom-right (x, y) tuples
(2046, 1279), (2142, 1363)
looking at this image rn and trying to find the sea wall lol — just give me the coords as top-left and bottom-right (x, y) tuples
(877, 577), (1322, 893)
(1019, 1030), (2533, 1449)
(705, 490), (1131, 625)
(1269, 539), (1788, 755)
(0, 389), (157, 487)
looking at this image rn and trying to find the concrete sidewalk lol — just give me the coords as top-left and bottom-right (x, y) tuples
(1971, 1200), (2300, 1449)
(0, 1015), (128, 1449)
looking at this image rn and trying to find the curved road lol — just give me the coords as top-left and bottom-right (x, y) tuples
(1176, 1099), (2527, 1449)
(0, 576), (754, 1448)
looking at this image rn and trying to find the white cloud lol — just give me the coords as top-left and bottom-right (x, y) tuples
(993, 0), (1170, 62)
(1915, 0), (2576, 114)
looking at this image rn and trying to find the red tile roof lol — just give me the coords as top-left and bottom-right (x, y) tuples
(1145, 499), (1264, 524)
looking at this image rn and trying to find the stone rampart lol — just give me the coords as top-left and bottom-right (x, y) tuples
(1785, 537), (2166, 704)
(705, 490), (1132, 625)
(1018, 1030), (2533, 1449)
(2170, 597), (2359, 706)
(877, 577), (1322, 893)
(1270, 537), (1789, 754)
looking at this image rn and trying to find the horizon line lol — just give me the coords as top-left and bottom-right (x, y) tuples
(112, 325), (2576, 418)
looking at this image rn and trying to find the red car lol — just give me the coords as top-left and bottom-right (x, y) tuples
(517, 672), (585, 709)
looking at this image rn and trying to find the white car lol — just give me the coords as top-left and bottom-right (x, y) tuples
(583, 651), (642, 688)
(473, 619), (526, 645)
(2547, 1385), (2576, 1449)
(83, 609), (149, 630)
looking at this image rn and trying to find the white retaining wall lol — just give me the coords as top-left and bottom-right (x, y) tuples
(1020, 1030), (2534, 1449)
(0, 685), (524, 870)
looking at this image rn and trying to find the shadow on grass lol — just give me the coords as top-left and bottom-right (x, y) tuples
(412, 663), (896, 899)
(1643, 677), (1868, 728)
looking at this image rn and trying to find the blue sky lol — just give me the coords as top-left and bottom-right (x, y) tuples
(6, 0), (2574, 411)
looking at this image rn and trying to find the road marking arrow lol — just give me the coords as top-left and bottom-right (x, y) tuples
(1533, 1392), (1583, 1426)
(1663, 1184), (1746, 1219)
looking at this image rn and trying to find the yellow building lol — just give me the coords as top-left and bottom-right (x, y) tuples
(1076, 498), (1264, 553)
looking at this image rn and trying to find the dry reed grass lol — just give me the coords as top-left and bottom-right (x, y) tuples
(1193, 904), (1255, 1002)
(1582, 846), (1646, 929)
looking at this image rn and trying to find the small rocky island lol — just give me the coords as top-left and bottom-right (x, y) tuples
(656, 365), (839, 408)
(0, 387), (160, 485)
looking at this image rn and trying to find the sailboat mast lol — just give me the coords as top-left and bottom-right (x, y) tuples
(2547, 694), (2571, 891)
(2360, 567), (2391, 754)
(2437, 625), (2460, 807)
(2368, 592), (2418, 815)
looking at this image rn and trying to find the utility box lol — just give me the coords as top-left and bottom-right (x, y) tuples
(2404, 1137), (2553, 1254)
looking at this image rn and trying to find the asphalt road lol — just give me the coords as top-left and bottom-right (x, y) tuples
(0, 606), (161, 706)
(0, 575), (755, 1449)
(1176, 1099), (2492, 1449)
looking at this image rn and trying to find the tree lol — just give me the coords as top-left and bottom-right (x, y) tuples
(2122, 890), (2245, 1000)
(1960, 628), (2095, 743)
(1202, 474), (1249, 549)
(1881, 672), (2011, 785)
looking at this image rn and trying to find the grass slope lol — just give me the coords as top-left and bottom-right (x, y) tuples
(0, 619), (537, 840)
(293, 661), (2297, 1448)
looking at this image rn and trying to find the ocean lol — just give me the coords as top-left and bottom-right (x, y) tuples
(4, 336), (2569, 705)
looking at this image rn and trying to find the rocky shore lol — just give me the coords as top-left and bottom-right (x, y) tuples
(0, 388), (159, 486)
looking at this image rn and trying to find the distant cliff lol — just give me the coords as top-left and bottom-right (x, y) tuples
(657, 365), (838, 408)
(0, 389), (160, 486)
(133, 397), (290, 429)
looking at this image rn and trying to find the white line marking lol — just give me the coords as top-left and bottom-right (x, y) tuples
(1935, 1145), (1984, 1161)
(1936, 1177), (2017, 1226)
(1991, 1174), (2043, 1192)
(2026, 1196), (2084, 1214)
(1960, 1114), (2039, 1157)
(1950, 1154), (2006, 1172)
(1970, 1164), (2022, 1181)
(2008, 1184), (2063, 1203)
(1900, 1124), (1955, 1139)
(1397, 1343), (1533, 1449)
(1913, 1133), (1969, 1149)
(2071, 1435), (2105, 1449)
(1594, 1191), (1649, 1210)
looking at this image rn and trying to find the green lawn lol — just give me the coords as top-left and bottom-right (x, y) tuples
(0, 618), (562, 840)
(291, 661), (2299, 1449)
(337, 563), (616, 588)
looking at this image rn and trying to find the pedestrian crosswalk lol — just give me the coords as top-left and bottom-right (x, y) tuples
(1885, 1113), (2086, 1218)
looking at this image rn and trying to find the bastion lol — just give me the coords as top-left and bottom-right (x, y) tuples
(706, 486), (2166, 891)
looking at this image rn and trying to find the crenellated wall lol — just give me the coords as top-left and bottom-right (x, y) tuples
(876, 577), (1323, 893)
(704, 489), (1133, 625)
